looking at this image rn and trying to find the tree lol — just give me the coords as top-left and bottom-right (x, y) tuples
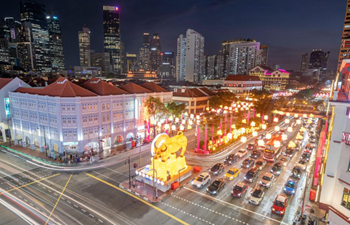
(294, 88), (316, 99)
(209, 92), (237, 108)
(166, 101), (186, 118)
(144, 96), (168, 120)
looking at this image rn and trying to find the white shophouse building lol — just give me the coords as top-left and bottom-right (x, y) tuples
(222, 75), (262, 93)
(9, 77), (172, 157)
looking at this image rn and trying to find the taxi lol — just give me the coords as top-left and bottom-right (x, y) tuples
(225, 167), (240, 180)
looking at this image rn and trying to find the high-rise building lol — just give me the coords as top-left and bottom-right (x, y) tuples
(139, 33), (150, 71)
(160, 51), (175, 78)
(205, 55), (217, 79)
(337, 0), (350, 72)
(17, 22), (33, 71)
(176, 29), (205, 83)
(256, 45), (268, 66)
(150, 33), (161, 73)
(47, 12), (65, 72)
(309, 49), (330, 71)
(78, 26), (91, 66)
(0, 21), (10, 63)
(103, 5), (121, 74)
(126, 53), (138, 72)
(300, 53), (308, 72)
(225, 39), (260, 75)
(20, 0), (51, 73)
(91, 52), (112, 76)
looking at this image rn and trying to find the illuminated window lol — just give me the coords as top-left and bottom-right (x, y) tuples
(341, 188), (350, 209)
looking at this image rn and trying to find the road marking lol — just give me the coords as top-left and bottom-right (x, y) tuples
(86, 173), (190, 225)
(0, 173), (60, 196)
(183, 187), (287, 225)
(45, 174), (73, 225)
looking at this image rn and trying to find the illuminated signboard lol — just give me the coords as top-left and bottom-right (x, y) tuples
(342, 132), (350, 146)
(4, 98), (10, 119)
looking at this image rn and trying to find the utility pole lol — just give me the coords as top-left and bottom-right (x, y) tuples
(125, 157), (131, 188)
(139, 138), (142, 167)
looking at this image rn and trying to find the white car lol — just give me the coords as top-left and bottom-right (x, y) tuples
(249, 186), (265, 205)
(259, 172), (275, 188)
(237, 149), (248, 158)
(192, 172), (211, 188)
(297, 159), (308, 170)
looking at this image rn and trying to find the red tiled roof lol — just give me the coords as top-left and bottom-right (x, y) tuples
(82, 78), (128, 95)
(15, 77), (97, 97)
(173, 88), (214, 97)
(255, 65), (274, 71)
(119, 83), (152, 94)
(141, 82), (168, 92)
(199, 87), (215, 96)
(225, 75), (261, 81)
(0, 78), (12, 89)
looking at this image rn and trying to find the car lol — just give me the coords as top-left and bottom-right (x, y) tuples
(237, 149), (248, 158)
(284, 180), (298, 195)
(297, 159), (308, 170)
(255, 159), (267, 170)
(284, 148), (295, 157)
(250, 150), (261, 159)
(192, 172), (211, 188)
(280, 126), (287, 132)
(244, 167), (259, 183)
(249, 185), (265, 205)
(210, 163), (224, 175)
(279, 156), (290, 166)
(290, 166), (302, 179)
(247, 143), (255, 151)
(300, 152), (311, 161)
(259, 172), (275, 188)
(270, 162), (283, 175)
(231, 181), (249, 198)
(225, 167), (240, 180)
(271, 194), (289, 216)
(258, 145), (265, 151)
(309, 139), (317, 147)
(206, 178), (226, 195)
(241, 158), (255, 169)
(304, 147), (313, 154)
(224, 153), (239, 165)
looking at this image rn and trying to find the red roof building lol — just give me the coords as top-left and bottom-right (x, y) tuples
(119, 83), (152, 94)
(223, 75), (262, 93)
(82, 78), (129, 95)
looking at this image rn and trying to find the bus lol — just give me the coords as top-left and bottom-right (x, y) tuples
(263, 134), (282, 162)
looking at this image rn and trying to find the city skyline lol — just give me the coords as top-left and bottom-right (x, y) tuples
(0, 0), (344, 71)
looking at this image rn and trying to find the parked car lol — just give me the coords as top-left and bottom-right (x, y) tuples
(207, 178), (226, 195)
(237, 149), (248, 158)
(309, 139), (317, 147)
(225, 167), (240, 180)
(279, 156), (290, 166)
(297, 159), (308, 170)
(241, 158), (255, 169)
(224, 153), (239, 165)
(249, 185), (265, 205)
(247, 143), (255, 151)
(250, 150), (261, 159)
(270, 162), (283, 176)
(300, 152), (311, 162)
(244, 167), (259, 183)
(290, 166), (302, 179)
(255, 159), (267, 170)
(271, 194), (289, 216)
(259, 172), (275, 188)
(231, 181), (248, 198)
(284, 180), (298, 195)
(284, 148), (295, 157)
(210, 163), (224, 175)
(192, 172), (211, 188)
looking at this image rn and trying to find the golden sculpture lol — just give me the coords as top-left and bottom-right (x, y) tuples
(147, 131), (188, 181)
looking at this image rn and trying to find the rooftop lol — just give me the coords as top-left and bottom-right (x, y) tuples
(0, 78), (12, 89)
(225, 75), (261, 82)
(82, 78), (129, 95)
(173, 87), (215, 97)
(119, 83), (152, 94)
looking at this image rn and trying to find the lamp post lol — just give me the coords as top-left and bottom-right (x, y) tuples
(38, 126), (48, 157)
(125, 156), (131, 188)
(149, 158), (158, 199)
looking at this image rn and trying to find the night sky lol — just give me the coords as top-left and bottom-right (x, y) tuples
(0, 0), (346, 71)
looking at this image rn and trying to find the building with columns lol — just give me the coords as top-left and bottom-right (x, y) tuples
(9, 77), (172, 157)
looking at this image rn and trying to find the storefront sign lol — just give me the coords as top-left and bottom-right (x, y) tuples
(4, 98), (10, 119)
(342, 132), (350, 145)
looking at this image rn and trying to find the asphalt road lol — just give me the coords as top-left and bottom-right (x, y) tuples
(0, 118), (318, 225)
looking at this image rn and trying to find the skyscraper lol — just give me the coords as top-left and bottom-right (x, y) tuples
(176, 29), (205, 83)
(103, 5), (121, 74)
(0, 20), (10, 63)
(226, 39), (260, 75)
(20, 0), (51, 73)
(139, 33), (150, 71)
(337, 0), (350, 72)
(126, 53), (138, 72)
(47, 12), (65, 72)
(91, 52), (112, 76)
(205, 55), (217, 79)
(150, 33), (161, 72)
(78, 26), (90, 66)
(300, 53), (308, 72)
(256, 45), (268, 66)
(309, 49), (330, 71)
(160, 51), (175, 78)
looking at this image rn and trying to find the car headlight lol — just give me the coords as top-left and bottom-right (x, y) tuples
(259, 181), (262, 185)
(244, 176), (247, 179)
(191, 181), (194, 185)
(212, 191), (217, 194)
(284, 188), (287, 191)
(272, 208), (276, 211)
(237, 193), (241, 196)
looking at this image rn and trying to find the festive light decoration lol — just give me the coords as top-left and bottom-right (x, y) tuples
(171, 125), (176, 131)
(287, 126), (293, 132)
(251, 121), (256, 127)
(264, 115), (268, 120)
(190, 114), (194, 119)
(252, 131), (258, 137)
(274, 141), (281, 148)
(296, 119), (301, 124)
(285, 119), (290, 124)
(180, 124), (184, 131)
(241, 136), (247, 143)
(286, 113), (290, 116)
(258, 139), (264, 146)
(294, 114), (298, 118)
(266, 133), (272, 139)
(303, 114), (307, 118)
(157, 121), (162, 127)
(275, 126), (280, 131)
(227, 133), (232, 139)
(164, 124), (170, 130)
(262, 124), (267, 130)
(175, 118), (180, 123)
(217, 130), (223, 135)
(182, 120), (186, 125)
(241, 128), (246, 133)
(282, 134), (287, 141)
(273, 117), (279, 122)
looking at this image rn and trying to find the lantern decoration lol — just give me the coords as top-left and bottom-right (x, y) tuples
(264, 115), (268, 120)
(189, 120), (193, 125)
(307, 119), (312, 124)
(206, 107), (210, 111)
(180, 124), (184, 131)
(164, 124), (170, 130)
(227, 133), (232, 139)
(266, 133), (272, 139)
(241, 128), (246, 133)
(182, 120), (186, 125)
(273, 117), (279, 123)
(169, 116), (173, 121)
(303, 114), (307, 118)
(190, 114), (194, 119)
(217, 130), (223, 135)
(296, 119), (301, 124)
(171, 125), (176, 131)
(252, 131), (258, 137)
(257, 113), (261, 118)
(157, 121), (162, 127)
(258, 139), (264, 146)
(242, 119), (247, 124)
(285, 118), (290, 124)
(262, 124), (267, 130)
(287, 126), (293, 133)
(231, 124), (236, 129)
(282, 134), (287, 141)
(175, 117), (180, 123)
(241, 136), (247, 143)
(294, 113), (298, 118)
(275, 126), (280, 132)
(196, 115), (200, 120)
(196, 120), (200, 125)
(251, 121), (256, 127)
(187, 124), (192, 130)
(274, 141), (281, 148)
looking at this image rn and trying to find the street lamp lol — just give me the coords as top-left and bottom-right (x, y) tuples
(250, 121), (256, 127)
(296, 119), (301, 125)
(240, 136), (247, 143)
(282, 134), (287, 141)
(275, 126), (280, 132)
(37, 126), (48, 157)
(179, 124), (184, 131)
(266, 133), (272, 139)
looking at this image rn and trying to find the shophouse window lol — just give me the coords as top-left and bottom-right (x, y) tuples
(342, 188), (350, 209)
